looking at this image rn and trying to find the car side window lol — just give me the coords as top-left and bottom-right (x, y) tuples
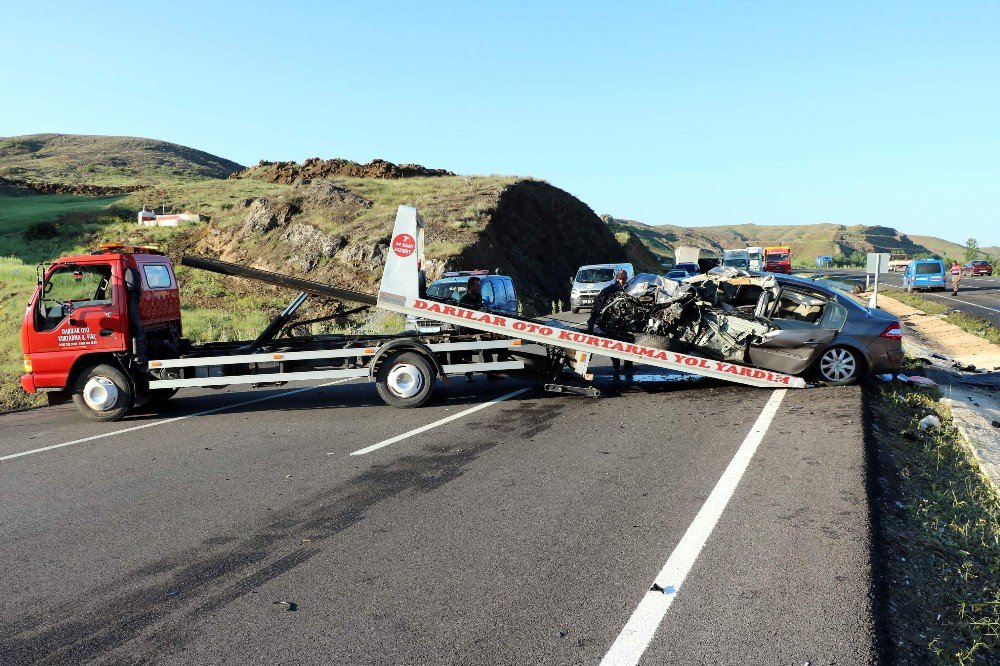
(819, 301), (848, 330)
(773, 289), (827, 325)
(504, 278), (515, 306)
(481, 280), (495, 306)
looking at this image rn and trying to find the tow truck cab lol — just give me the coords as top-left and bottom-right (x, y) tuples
(21, 245), (181, 396)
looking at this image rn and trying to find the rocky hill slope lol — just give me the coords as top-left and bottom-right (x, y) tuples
(0, 134), (244, 186)
(110, 169), (629, 313)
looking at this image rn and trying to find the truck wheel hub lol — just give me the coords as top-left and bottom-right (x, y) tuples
(387, 363), (423, 398)
(83, 376), (119, 411)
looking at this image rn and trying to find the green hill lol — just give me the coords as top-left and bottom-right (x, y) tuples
(0, 133), (244, 187)
(605, 218), (996, 266)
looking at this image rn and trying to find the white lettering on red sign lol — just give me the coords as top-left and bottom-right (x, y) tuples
(57, 326), (99, 347)
(392, 233), (416, 257)
(410, 298), (794, 386)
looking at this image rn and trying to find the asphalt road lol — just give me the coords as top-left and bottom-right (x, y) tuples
(802, 268), (1000, 326)
(1, 346), (876, 664)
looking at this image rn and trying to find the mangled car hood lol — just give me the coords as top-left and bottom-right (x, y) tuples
(594, 268), (835, 375)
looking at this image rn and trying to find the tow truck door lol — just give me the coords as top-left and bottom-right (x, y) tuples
(29, 260), (127, 358)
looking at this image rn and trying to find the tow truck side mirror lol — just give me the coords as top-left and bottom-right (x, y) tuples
(125, 267), (140, 292)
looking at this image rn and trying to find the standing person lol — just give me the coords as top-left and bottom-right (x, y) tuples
(586, 270), (628, 333)
(586, 269), (633, 375)
(951, 260), (962, 295)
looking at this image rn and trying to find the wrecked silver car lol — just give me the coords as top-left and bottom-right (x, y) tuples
(592, 268), (898, 382)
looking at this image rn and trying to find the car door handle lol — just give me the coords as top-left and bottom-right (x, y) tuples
(100, 328), (114, 337)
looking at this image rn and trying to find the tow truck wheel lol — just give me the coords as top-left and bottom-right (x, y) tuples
(816, 346), (862, 386)
(376, 351), (435, 408)
(72, 364), (134, 422)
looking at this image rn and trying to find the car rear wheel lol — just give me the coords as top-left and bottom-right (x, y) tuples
(376, 351), (435, 408)
(71, 363), (134, 421)
(816, 346), (862, 386)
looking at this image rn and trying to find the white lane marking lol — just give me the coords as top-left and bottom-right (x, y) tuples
(931, 294), (1000, 315)
(0, 380), (353, 462)
(346, 388), (531, 456)
(601, 389), (787, 665)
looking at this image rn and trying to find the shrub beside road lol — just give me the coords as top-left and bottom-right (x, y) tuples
(870, 376), (1000, 664)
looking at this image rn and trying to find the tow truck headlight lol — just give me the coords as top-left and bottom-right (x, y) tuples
(23, 354), (32, 372)
(571, 288), (579, 297)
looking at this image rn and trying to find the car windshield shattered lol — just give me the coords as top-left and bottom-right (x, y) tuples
(591, 268), (838, 375)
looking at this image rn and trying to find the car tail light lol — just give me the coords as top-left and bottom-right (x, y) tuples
(23, 354), (32, 372)
(880, 323), (903, 340)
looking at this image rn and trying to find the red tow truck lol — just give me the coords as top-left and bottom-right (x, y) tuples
(20, 206), (805, 422)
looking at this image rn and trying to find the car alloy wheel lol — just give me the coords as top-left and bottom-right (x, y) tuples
(818, 347), (859, 385)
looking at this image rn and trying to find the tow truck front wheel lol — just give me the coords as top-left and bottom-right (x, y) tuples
(376, 351), (435, 408)
(72, 364), (134, 422)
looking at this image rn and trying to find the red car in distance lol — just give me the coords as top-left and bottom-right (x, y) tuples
(963, 260), (993, 276)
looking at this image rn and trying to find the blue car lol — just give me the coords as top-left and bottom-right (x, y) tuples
(902, 259), (946, 292)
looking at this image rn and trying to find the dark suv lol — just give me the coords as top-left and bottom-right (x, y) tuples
(406, 271), (518, 333)
(963, 260), (993, 276)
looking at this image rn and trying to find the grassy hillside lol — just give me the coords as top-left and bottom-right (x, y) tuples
(607, 217), (996, 266)
(908, 235), (1000, 262)
(0, 193), (124, 241)
(0, 134), (244, 186)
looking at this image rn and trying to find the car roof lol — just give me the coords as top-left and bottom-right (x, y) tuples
(431, 275), (509, 285)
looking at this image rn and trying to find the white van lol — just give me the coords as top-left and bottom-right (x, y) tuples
(570, 263), (635, 313)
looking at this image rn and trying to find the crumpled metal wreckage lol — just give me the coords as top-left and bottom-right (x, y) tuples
(593, 267), (837, 376)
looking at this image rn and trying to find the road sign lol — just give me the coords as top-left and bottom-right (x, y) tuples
(866, 252), (891, 274)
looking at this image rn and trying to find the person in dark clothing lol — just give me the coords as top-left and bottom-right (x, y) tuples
(586, 270), (628, 333)
(459, 276), (484, 308)
(585, 270), (633, 374)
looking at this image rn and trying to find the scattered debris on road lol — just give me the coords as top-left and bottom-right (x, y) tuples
(273, 600), (298, 612)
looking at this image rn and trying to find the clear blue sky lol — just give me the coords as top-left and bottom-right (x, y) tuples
(3, 1), (998, 245)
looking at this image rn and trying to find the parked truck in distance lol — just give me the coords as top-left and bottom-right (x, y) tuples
(763, 246), (792, 274)
(747, 246), (763, 271)
(723, 249), (749, 270)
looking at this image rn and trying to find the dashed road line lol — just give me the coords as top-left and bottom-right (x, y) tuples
(600, 389), (787, 665)
(0, 380), (353, 462)
(346, 388), (531, 456)
(931, 294), (1000, 315)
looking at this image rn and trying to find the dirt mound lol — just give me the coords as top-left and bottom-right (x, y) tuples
(232, 157), (455, 184)
(0, 177), (34, 196)
(184, 178), (623, 315)
(0, 177), (143, 196)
